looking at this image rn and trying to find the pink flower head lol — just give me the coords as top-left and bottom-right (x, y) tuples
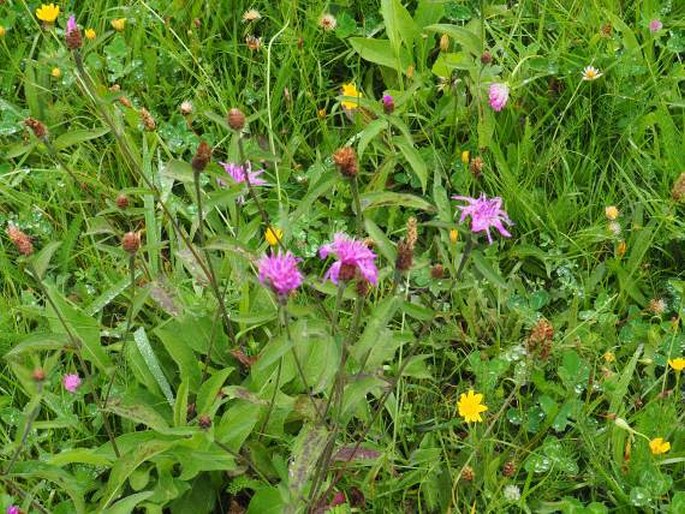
(319, 233), (378, 285)
(488, 83), (509, 112)
(220, 161), (267, 186)
(63, 373), (81, 393)
(7, 506), (20, 514)
(452, 193), (513, 244)
(649, 19), (663, 33)
(66, 14), (77, 35)
(381, 94), (394, 114)
(258, 251), (304, 296)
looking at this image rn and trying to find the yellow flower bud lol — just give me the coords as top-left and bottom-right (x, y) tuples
(449, 229), (459, 244)
(605, 205), (619, 221)
(461, 150), (470, 165)
(265, 227), (283, 246)
(51, 67), (62, 79)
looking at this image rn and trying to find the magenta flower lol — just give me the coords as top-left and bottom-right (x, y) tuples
(381, 94), (394, 114)
(220, 161), (266, 186)
(7, 506), (20, 514)
(63, 373), (81, 393)
(488, 83), (509, 112)
(66, 14), (77, 35)
(649, 19), (663, 33)
(258, 251), (304, 296)
(452, 193), (513, 244)
(319, 233), (378, 284)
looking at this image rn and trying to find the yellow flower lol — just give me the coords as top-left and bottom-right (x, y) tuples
(461, 150), (470, 165)
(0, 26), (6, 38)
(605, 205), (619, 220)
(341, 83), (362, 110)
(51, 67), (62, 79)
(111, 18), (126, 32)
(36, 3), (60, 24)
(668, 357), (685, 372)
(582, 65), (603, 81)
(603, 351), (615, 363)
(449, 229), (459, 244)
(649, 437), (671, 455)
(457, 389), (488, 423)
(265, 227), (283, 246)
(85, 28), (96, 40)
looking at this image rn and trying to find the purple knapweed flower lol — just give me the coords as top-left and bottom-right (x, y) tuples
(649, 19), (663, 33)
(220, 161), (267, 186)
(488, 83), (509, 112)
(381, 93), (394, 114)
(66, 14), (77, 35)
(258, 251), (304, 296)
(7, 506), (20, 514)
(63, 373), (81, 393)
(452, 193), (513, 244)
(319, 233), (378, 285)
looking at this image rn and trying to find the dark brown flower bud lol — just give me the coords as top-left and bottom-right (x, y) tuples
(502, 461), (516, 477)
(122, 231), (141, 254)
(191, 140), (212, 173)
(332, 147), (358, 178)
(530, 318), (554, 344)
(469, 155), (484, 178)
(198, 414), (212, 429)
(6, 224), (34, 256)
(24, 117), (47, 140)
(430, 264), (444, 279)
(395, 240), (413, 272)
(461, 465), (475, 482)
(32, 368), (46, 382)
(227, 108), (246, 131)
(118, 96), (132, 108)
(672, 172), (685, 202)
(116, 194), (129, 209)
(140, 108), (156, 131)
(66, 27), (82, 51)
(480, 51), (493, 65)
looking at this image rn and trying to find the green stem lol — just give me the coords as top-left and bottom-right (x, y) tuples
(350, 177), (364, 237)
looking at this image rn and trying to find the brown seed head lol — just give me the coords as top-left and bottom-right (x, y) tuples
(430, 264), (445, 279)
(118, 96), (132, 108)
(469, 156), (484, 178)
(32, 368), (46, 382)
(227, 108), (246, 131)
(332, 146), (358, 178)
(116, 194), (129, 209)
(245, 35), (261, 51)
(648, 298), (667, 316)
(406, 217), (418, 250)
(480, 50), (493, 64)
(600, 23), (612, 37)
(6, 224), (34, 256)
(502, 461), (516, 477)
(122, 231), (141, 254)
(198, 414), (212, 429)
(461, 465), (475, 482)
(24, 117), (47, 139)
(530, 318), (554, 344)
(395, 240), (413, 273)
(191, 140), (212, 172)
(140, 108), (156, 131)
(671, 173), (685, 202)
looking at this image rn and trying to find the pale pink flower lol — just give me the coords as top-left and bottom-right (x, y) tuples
(258, 251), (303, 296)
(649, 19), (663, 33)
(452, 193), (512, 244)
(66, 14), (77, 35)
(319, 233), (378, 284)
(488, 83), (509, 112)
(7, 506), (20, 514)
(63, 373), (81, 393)
(220, 161), (266, 186)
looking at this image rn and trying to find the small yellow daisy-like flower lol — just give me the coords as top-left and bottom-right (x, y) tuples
(0, 26), (6, 38)
(582, 65), (603, 81)
(668, 357), (685, 372)
(36, 3), (60, 24)
(317, 108), (327, 119)
(85, 28), (96, 40)
(265, 227), (283, 246)
(649, 437), (671, 455)
(457, 389), (488, 423)
(616, 240), (627, 258)
(111, 18), (126, 32)
(461, 150), (470, 165)
(341, 83), (362, 110)
(603, 351), (615, 363)
(51, 67), (62, 79)
(605, 205), (619, 220)
(449, 229), (459, 244)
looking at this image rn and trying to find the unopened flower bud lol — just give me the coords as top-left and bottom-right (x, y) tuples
(227, 108), (246, 131)
(24, 117), (48, 140)
(430, 264), (445, 279)
(191, 140), (212, 172)
(671, 172), (685, 202)
(198, 414), (212, 429)
(469, 155), (484, 178)
(382, 94), (394, 114)
(395, 240), (413, 272)
(32, 368), (46, 382)
(6, 224), (34, 256)
(122, 231), (141, 254)
(439, 34), (449, 52)
(140, 108), (156, 131)
(65, 15), (82, 50)
(480, 50), (493, 64)
(116, 194), (129, 209)
(332, 147), (358, 178)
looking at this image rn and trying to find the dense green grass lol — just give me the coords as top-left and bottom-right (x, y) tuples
(1, 0), (684, 512)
